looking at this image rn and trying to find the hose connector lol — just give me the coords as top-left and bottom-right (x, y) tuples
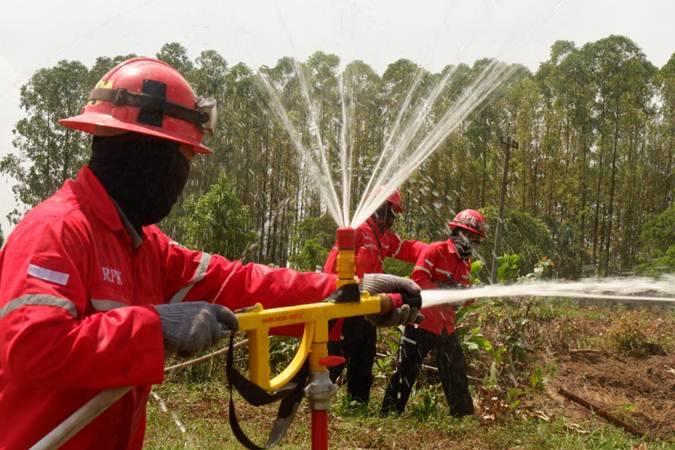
(334, 227), (359, 302)
(377, 291), (422, 316)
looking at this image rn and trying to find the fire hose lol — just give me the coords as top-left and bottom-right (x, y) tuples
(30, 227), (420, 450)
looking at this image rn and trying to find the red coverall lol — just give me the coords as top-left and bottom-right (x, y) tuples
(381, 238), (474, 416)
(323, 217), (426, 402)
(0, 166), (336, 449)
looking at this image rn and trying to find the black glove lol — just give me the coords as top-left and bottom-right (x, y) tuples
(366, 303), (424, 327)
(327, 283), (361, 303)
(154, 301), (238, 357)
(360, 273), (424, 327)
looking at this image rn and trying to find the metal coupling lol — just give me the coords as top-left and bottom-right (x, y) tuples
(304, 372), (338, 411)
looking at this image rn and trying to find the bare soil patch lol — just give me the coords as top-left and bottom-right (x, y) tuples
(548, 352), (675, 440)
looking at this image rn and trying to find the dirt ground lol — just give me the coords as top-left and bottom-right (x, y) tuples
(548, 351), (675, 440)
(462, 305), (675, 443)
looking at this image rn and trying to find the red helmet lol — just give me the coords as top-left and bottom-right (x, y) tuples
(448, 209), (488, 237)
(59, 57), (216, 154)
(371, 186), (403, 214)
(387, 189), (403, 214)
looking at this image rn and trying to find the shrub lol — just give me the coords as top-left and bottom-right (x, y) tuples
(288, 238), (328, 271)
(497, 253), (522, 282)
(639, 205), (675, 261)
(606, 312), (649, 357)
(480, 207), (554, 279)
(172, 174), (257, 259)
(635, 244), (675, 276)
(288, 213), (336, 271)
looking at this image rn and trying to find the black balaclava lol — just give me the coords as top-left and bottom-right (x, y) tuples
(451, 228), (477, 260)
(373, 202), (397, 233)
(89, 134), (190, 234)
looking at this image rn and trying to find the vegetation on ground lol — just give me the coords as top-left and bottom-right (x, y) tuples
(147, 300), (674, 449)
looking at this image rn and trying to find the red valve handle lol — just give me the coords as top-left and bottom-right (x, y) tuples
(319, 355), (346, 367)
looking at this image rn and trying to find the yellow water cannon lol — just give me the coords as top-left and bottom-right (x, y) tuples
(32, 227), (417, 450)
(235, 290), (396, 390)
(235, 226), (397, 390)
(234, 226), (412, 449)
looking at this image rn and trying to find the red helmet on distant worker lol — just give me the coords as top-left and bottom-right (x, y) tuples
(59, 57), (216, 154)
(448, 209), (488, 237)
(387, 189), (403, 214)
(369, 186), (404, 214)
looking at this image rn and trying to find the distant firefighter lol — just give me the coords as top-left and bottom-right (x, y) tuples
(324, 188), (427, 404)
(381, 209), (488, 417)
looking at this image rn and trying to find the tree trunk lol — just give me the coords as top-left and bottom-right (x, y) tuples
(491, 130), (515, 283)
(592, 128), (606, 268)
(602, 109), (620, 276)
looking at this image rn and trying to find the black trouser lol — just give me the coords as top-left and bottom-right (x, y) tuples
(328, 315), (377, 403)
(381, 326), (474, 417)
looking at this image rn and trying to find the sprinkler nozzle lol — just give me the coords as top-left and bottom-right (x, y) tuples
(335, 226), (359, 300)
(336, 227), (355, 250)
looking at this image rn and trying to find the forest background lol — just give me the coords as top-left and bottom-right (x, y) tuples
(2, 36), (674, 280)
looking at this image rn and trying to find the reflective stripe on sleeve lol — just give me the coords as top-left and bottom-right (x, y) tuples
(424, 258), (435, 267)
(170, 252), (212, 303)
(27, 263), (70, 286)
(0, 294), (79, 319)
(436, 268), (453, 278)
(413, 265), (432, 276)
(393, 239), (404, 257)
(91, 299), (127, 311)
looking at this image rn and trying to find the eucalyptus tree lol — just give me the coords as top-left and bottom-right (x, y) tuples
(554, 41), (596, 268)
(1, 60), (90, 223)
(186, 50), (230, 198)
(584, 36), (656, 274)
(656, 53), (675, 209)
(7, 38), (671, 276)
(156, 42), (194, 76)
(533, 40), (595, 274)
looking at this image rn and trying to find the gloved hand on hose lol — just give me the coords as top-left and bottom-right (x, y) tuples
(360, 273), (424, 327)
(154, 301), (238, 357)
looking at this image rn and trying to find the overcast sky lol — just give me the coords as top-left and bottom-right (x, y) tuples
(0, 0), (673, 234)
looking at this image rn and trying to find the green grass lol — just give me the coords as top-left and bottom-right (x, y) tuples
(145, 303), (674, 449)
(145, 380), (672, 449)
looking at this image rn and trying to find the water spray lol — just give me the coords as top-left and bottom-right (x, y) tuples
(420, 276), (675, 309)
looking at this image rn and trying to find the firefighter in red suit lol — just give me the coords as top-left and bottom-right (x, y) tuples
(323, 190), (427, 404)
(380, 209), (487, 417)
(0, 58), (421, 449)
